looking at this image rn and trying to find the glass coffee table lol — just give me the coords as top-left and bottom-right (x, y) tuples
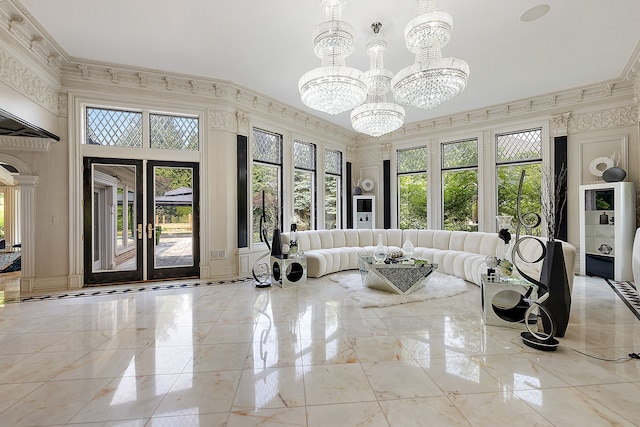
(358, 255), (437, 295)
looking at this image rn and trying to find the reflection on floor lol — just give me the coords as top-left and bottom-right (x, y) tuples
(0, 271), (20, 304)
(0, 273), (638, 426)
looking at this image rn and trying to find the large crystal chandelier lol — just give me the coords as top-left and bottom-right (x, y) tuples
(391, 0), (470, 110)
(351, 23), (405, 137)
(298, 0), (367, 115)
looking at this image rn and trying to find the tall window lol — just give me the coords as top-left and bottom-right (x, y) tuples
(397, 146), (428, 229)
(324, 148), (342, 229)
(442, 139), (478, 231)
(252, 128), (282, 243)
(293, 140), (316, 231)
(496, 128), (542, 235)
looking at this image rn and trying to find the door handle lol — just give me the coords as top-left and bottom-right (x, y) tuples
(137, 224), (143, 240)
(147, 223), (153, 239)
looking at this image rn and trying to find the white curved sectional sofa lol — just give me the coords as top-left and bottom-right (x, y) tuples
(282, 229), (576, 289)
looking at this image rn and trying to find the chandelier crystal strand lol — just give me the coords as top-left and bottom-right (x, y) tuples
(391, 0), (469, 110)
(299, 0), (367, 115)
(351, 23), (405, 137)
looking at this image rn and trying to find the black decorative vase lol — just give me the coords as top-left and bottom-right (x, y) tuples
(539, 241), (571, 337)
(270, 229), (282, 257)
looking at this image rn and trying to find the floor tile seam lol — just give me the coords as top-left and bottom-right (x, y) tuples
(546, 384), (637, 425)
(70, 373), (183, 425)
(445, 389), (554, 426)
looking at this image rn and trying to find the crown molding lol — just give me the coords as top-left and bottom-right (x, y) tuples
(0, 0), (65, 73)
(363, 79), (635, 144)
(0, 135), (51, 151)
(61, 59), (358, 145)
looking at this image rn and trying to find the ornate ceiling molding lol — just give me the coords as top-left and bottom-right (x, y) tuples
(0, 135), (51, 151)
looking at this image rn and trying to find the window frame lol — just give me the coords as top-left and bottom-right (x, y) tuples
(396, 146), (429, 229)
(495, 127), (543, 235)
(441, 138), (479, 232)
(324, 148), (343, 230)
(293, 139), (317, 231)
(251, 128), (284, 244)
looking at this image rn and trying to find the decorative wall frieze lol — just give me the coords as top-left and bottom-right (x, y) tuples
(0, 135), (51, 151)
(567, 106), (639, 133)
(209, 110), (238, 133)
(0, 49), (60, 114)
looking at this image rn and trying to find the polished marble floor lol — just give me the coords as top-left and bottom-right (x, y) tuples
(0, 273), (638, 426)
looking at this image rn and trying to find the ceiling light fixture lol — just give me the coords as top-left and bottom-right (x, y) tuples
(351, 23), (405, 137)
(391, 0), (470, 110)
(298, 0), (367, 115)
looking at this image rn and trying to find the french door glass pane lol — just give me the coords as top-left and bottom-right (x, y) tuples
(91, 164), (137, 272)
(153, 166), (194, 268)
(398, 173), (427, 229)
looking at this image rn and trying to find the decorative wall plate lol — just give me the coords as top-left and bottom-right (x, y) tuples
(588, 157), (614, 177)
(361, 178), (375, 192)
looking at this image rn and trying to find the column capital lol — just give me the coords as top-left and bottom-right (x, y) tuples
(13, 175), (38, 187)
(550, 112), (571, 136)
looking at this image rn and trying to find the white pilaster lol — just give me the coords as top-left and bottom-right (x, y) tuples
(13, 175), (37, 292)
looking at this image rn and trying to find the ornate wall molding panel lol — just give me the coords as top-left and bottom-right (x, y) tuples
(0, 135), (50, 151)
(0, 49), (60, 114)
(568, 106), (639, 133)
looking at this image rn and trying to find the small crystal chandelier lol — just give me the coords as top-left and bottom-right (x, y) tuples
(299, 0), (368, 115)
(351, 23), (406, 137)
(391, 0), (470, 110)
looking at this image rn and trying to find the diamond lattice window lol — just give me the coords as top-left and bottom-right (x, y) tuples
(294, 140), (316, 171)
(86, 108), (142, 147)
(150, 114), (199, 151)
(496, 129), (542, 163)
(397, 146), (428, 174)
(252, 129), (282, 164)
(442, 139), (478, 169)
(325, 148), (342, 175)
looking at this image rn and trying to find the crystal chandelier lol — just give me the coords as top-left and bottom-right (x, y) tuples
(391, 0), (470, 110)
(351, 23), (406, 137)
(298, 0), (367, 115)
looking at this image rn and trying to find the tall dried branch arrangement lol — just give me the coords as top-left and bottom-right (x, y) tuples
(541, 164), (568, 241)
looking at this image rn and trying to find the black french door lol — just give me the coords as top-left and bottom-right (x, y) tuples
(83, 157), (199, 285)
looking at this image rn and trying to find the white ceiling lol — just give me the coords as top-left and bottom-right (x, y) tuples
(18, 0), (640, 132)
